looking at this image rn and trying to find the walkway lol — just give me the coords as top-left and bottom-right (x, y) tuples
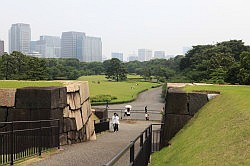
(28, 121), (154, 166)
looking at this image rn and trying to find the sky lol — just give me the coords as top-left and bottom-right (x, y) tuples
(1, 0), (250, 59)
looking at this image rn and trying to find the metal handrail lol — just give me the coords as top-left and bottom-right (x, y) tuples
(104, 141), (134, 166)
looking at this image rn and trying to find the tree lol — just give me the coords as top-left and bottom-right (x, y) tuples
(103, 58), (127, 82)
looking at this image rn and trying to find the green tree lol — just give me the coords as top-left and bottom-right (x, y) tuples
(103, 58), (127, 82)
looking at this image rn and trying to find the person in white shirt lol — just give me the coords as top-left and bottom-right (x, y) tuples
(112, 113), (120, 132)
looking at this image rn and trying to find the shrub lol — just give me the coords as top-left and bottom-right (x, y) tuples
(90, 94), (117, 102)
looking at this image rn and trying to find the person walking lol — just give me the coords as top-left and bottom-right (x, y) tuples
(144, 106), (148, 113)
(112, 113), (120, 132)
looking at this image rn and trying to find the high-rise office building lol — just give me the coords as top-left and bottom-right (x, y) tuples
(138, 49), (152, 62)
(154, 51), (165, 59)
(35, 36), (61, 58)
(0, 40), (4, 56)
(61, 31), (85, 61)
(9, 23), (31, 54)
(84, 36), (102, 62)
(111, 52), (123, 61)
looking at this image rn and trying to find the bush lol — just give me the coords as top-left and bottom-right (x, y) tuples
(90, 94), (117, 102)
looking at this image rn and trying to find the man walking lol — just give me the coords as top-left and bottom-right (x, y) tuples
(112, 113), (120, 132)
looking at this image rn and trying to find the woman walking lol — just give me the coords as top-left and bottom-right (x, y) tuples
(112, 113), (120, 132)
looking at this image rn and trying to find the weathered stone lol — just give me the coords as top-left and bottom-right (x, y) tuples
(67, 92), (81, 110)
(15, 86), (67, 109)
(81, 102), (88, 124)
(63, 106), (70, 118)
(0, 88), (16, 107)
(68, 131), (76, 140)
(166, 91), (189, 114)
(63, 82), (80, 93)
(79, 82), (90, 103)
(68, 109), (83, 131)
(188, 93), (208, 115)
(59, 133), (68, 146)
(0, 107), (8, 123)
(163, 114), (192, 146)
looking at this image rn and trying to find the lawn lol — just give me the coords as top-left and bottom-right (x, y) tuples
(0, 81), (62, 88)
(151, 85), (250, 165)
(78, 75), (161, 104)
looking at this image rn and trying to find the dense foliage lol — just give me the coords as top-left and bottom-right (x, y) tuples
(0, 40), (249, 84)
(180, 40), (250, 84)
(103, 58), (127, 81)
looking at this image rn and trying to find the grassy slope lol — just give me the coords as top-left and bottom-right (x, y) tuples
(0, 81), (62, 88)
(78, 75), (160, 104)
(151, 85), (250, 165)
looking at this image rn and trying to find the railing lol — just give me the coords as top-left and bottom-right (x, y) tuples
(104, 123), (164, 166)
(107, 108), (162, 121)
(94, 118), (110, 134)
(0, 119), (60, 165)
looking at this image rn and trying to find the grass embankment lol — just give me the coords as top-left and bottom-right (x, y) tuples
(151, 85), (250, 165)
(0, 81), (62, 88)
(78, 75), (161, 105)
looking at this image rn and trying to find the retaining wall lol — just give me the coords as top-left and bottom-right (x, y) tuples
(163, 88), (208, 146)
(0, 81), (96, 146)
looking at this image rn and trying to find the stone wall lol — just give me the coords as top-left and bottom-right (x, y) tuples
(61, 81), (96, 145)
(0, 81), (96, 145)
(163, 88), (208, 146)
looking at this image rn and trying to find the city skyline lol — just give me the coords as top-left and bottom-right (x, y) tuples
(1, 0), (250, 59)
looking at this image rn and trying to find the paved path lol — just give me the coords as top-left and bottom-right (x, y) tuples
(28, 121), (156, 166)
(94, 86), (165, 121)
(28, 87), (164, 166)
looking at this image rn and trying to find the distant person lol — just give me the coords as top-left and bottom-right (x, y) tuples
(145, 113), (149, 121)
(144, 106), (148, 113)
(124, 108), (131, 117)
(112, 113), (120, 132)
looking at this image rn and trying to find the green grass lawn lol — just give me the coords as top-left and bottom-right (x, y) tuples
(78, 75), (160, 104)
(151, 85), (250, 165)
(0, 81), (62, 88)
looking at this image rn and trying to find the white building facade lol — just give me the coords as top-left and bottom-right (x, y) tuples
(9, 23), (31, 54)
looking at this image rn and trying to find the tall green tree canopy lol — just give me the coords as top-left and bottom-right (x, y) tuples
(103, 58), (127, 82)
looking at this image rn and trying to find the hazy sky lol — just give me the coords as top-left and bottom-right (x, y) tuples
(1, 0), (250, 59)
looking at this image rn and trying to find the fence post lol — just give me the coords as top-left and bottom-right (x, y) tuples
(10, 122), (14, 165)
(38, 121), (42, 156)
(140, 134), (143, 147)
(130, 142), (134, 164)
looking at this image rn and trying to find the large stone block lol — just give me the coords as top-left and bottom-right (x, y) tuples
(0, 88), (16, 107)
(188, 93), (208, 115)
(15, 86), (67, 109)
(0, 107), (7, 122)
(67, 92), (81, 110)
(68, 109), (83, 131)
(166, 92), (189, 114)
(81, 102), (88, 124)
(163, 114), (192, 146)
(79, 82), (90, 104)
(63, 118), (77, 132)
(60, 133), (68, 146)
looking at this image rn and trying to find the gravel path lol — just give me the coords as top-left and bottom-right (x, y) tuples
(27, 87), (164, 166)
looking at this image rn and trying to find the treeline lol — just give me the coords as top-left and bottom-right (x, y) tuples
(0, 40), (249, 84)
(180, 40), (250, 84)
(0, 52), (104, 80)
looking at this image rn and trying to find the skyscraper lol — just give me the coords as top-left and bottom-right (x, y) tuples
(84, 36), (102, 62)
(154, 51), (165, 59)
(61, 31), (85, 61)
(111, 52), (123, 61)
(35, 35), (61, 58)
(9, 23), (31, 54)
(138, 49), (152, 62)
(0, 40), (4, 56)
